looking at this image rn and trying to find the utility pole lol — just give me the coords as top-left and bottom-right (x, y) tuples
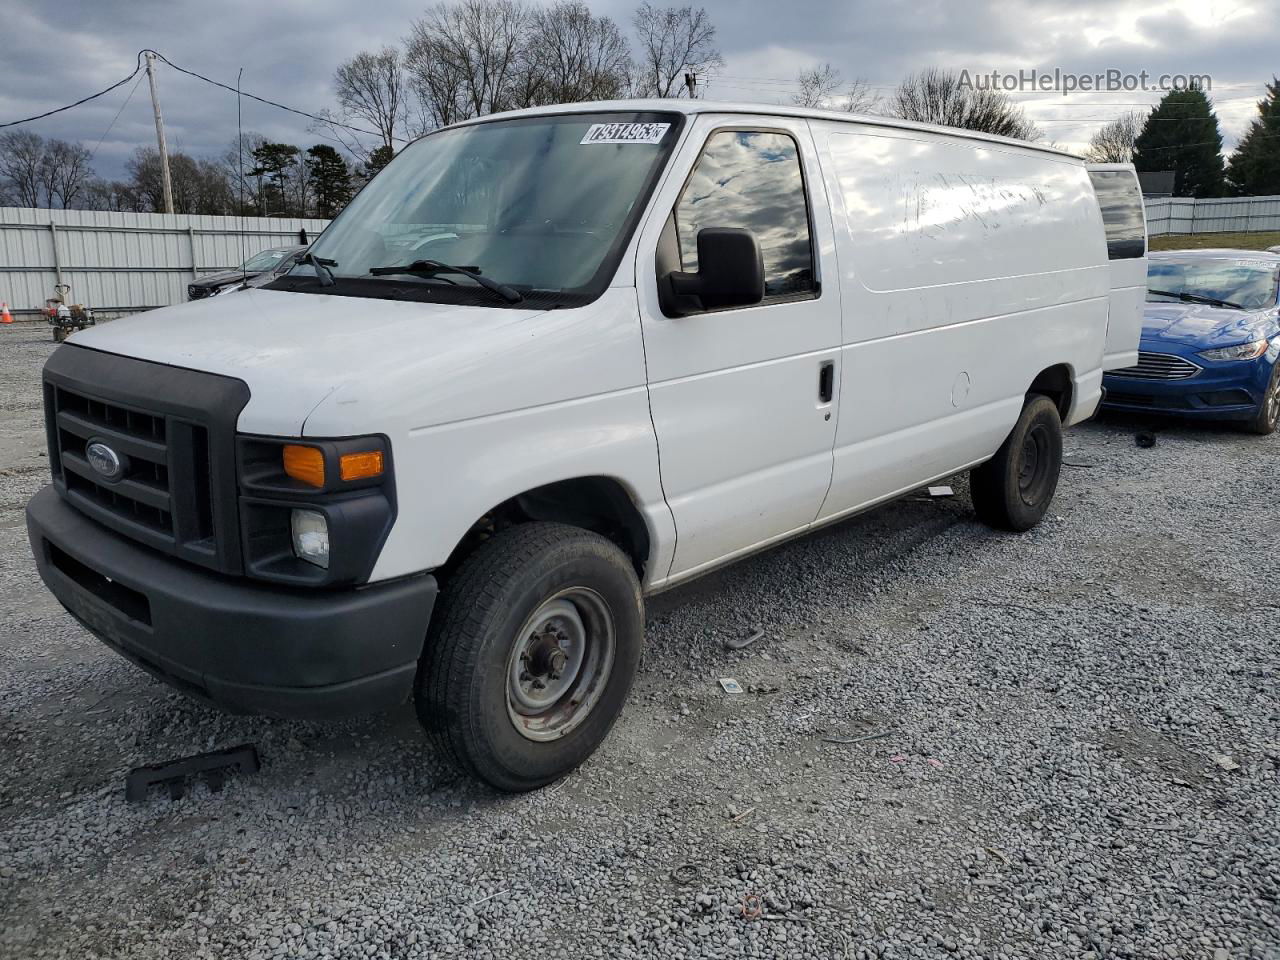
(145, 52), (175, 214)
(684, 71), (698, 99)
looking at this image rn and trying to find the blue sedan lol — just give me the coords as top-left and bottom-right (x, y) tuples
(1102, 249), (1280, 434)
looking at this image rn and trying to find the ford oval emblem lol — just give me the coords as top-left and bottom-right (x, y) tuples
(85, 440), (125, 482)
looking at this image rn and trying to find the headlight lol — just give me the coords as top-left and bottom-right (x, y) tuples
(1199, 340), (1268, 362)
(291, 509), (330, 568)
(237, 434), (394, 586)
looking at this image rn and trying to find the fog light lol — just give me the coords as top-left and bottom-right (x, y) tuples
(291, 509), (329, 569)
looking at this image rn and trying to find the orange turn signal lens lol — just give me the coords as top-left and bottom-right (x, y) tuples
(340, 450), (384, 482)
(282, 445), (326, 487)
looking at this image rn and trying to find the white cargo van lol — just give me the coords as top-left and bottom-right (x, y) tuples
(27, 101), (1138, 790)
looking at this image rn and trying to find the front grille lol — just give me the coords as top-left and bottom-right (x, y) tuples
(49, 384), (212, 551)
(43, 346), (250, 575)
(1110, 352), (1201, 381)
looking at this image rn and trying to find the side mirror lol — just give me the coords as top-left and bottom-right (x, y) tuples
(665, 227), (765, 315)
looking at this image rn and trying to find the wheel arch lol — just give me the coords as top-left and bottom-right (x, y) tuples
(439, 475), (655, 584)
(1027, 363), (1075, 420)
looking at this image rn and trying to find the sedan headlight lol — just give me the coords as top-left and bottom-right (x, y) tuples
(291, 509), (330, 568)
(1198, 340), (1268, 362)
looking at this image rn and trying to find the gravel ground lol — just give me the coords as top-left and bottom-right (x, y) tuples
(0, 321), (1277, 960)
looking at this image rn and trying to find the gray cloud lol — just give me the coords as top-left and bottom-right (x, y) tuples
(0, 0), (1274, 183)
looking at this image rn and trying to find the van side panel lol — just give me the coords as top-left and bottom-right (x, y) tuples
(814, 123), (1110, 521)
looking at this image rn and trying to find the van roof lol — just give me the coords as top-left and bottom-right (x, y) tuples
(452, 98), (1082, 161)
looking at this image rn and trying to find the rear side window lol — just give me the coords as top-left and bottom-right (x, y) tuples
(674, 130), (816, 299)
(1088, 170), (1146, 260)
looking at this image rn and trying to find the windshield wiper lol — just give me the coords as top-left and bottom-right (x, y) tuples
(367, 259), (523, 304)
(1148, 288), (1243, 310)
(300, 252), (336, 287)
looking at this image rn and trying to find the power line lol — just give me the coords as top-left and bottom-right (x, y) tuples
(142, 49), (407, 143)
(0, 53), (145, 129)
(0, 48), (402, 145)
(88, 71), (145, 161)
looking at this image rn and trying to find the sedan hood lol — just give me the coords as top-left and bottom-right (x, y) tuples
(65, 288), (546, 436)
(1141, 301), (1277, 349)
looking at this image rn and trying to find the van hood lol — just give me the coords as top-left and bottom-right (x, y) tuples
(1141, 301), (1279, 349)
(66, 288), (547, 436)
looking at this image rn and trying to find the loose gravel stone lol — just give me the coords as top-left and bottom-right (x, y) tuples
(0, 321), (1278, 959)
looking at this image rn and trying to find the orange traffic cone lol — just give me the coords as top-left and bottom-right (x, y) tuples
(0, 303), (12, 324)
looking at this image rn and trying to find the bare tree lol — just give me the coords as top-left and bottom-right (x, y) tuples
(891, 68), (1041, 141)
(1085, 111), (1142, 163)
(518, 1), (632, 106)
(82, 178), (143, 212)
(334, 48), (407, 150)
(839, 78), (882, 115)
(793, 63), (841, 108)
(406, 0), (531, 126)
(0, 131), (48, 206)
(222, 131), (269, 214)
(793, 63), (881, 114)
(631, 3), (722, 98)
(39, 139), (93, 209)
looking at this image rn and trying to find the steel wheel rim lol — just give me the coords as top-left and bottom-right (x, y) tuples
(1018, 424), (1050, 504)
(506, 588), (615, 742)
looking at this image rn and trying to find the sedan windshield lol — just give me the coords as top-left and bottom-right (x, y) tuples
(286, 112), (680, 307)
(242, 248), (294, 272)
(1147, 258), (1280, 310)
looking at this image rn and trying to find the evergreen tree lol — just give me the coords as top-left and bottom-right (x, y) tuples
(366, 145), (395, 176)
(249, 143), (301, 215)
(1226, 78), (1280, 196)
(305, 145), (352, 218)
(1132, 87), (1227, 198)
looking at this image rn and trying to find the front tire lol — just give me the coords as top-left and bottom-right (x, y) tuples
(1246, 362), (1280, 436)
(970, 394), (1063, 531)
(416, 522), (643, 792)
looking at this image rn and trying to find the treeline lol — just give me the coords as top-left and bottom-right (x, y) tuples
(1085, 79), (1280, 198)
(0, 129), (363, 218)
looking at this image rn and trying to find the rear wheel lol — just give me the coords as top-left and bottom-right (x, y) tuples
(1246, 363), (1280, 436)
(416, 522), (643, 792)
(970, 394), (1063, 531)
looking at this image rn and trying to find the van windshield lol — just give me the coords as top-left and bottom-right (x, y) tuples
(278, 112), (681, 308)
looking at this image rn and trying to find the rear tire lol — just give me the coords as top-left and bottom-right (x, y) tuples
(970, 394), (1063, 532)
(416, 522), (643, 792)
(1246, 362), (1280, 436)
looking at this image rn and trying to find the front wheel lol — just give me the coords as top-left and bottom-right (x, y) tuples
(1246, 362), (1280, 436)
(416, 522), (643, 792)
(970, 394), (1063, 532)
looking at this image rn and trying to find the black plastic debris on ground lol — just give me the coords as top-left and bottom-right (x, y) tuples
(125, 744), (260, 802)
(1135, 432), (1157, 448)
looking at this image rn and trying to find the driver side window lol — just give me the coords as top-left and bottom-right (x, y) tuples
(673, 130), (816, 300)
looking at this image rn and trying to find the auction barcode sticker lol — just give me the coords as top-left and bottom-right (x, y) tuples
(580, 122), (671, 145)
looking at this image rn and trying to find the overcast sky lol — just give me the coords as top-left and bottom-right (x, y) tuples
(2, 0), (1274, 182)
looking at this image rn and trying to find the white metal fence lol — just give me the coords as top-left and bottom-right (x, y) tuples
(1144, 195), (1280, 236)
(0, 208), (331, 317)
(3, 196), (1278, 314)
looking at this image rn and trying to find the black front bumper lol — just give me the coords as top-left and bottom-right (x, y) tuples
(27, 485), (436, 719)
